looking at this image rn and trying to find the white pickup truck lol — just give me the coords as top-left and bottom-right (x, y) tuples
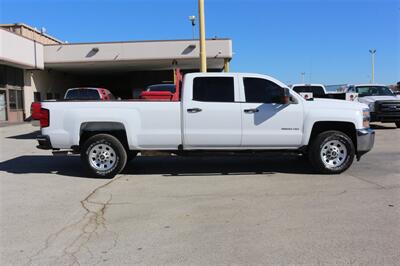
(291, 84), (358, 101)
(347, 84), (400, 128)
(34, 72), (375, 178)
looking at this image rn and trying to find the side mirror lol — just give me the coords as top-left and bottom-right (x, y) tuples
(345, 92), (358, 101)
(281, 87), (290, 104)
(299, 92), (314, 101)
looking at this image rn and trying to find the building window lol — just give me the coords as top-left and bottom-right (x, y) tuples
(0, 65), (24, 87)
(0, 90), (7, 121)
(0, 65), (6, 87)
(193, 77), (234, 102)
(9, 89), (23, 110)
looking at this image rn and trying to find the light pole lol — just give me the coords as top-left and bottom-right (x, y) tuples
(301, 72), (305, 83)
(198, 0), (207, 72)
(189, 15), (196, 40)
(369, 49), (376, 83)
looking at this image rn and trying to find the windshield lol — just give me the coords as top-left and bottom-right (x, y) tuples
(147, 84), (176, 93)
(325, 84), (348, 93)
(355, 86), (394, 97)
(65, 89), (100, 100)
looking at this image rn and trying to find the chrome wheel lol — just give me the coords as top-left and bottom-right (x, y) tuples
(88, 143), (117, 171)
(320, 140), (348, 169)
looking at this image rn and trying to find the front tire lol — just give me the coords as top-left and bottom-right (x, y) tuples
(395, 122), (400, 128)
(81, 134), (127, 178)
(308, 131), (355, 174)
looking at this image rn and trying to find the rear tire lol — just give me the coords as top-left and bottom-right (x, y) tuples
(308, 130), (355, 174)
(395, 122), (400, 128)
(81, 134), (127, 178)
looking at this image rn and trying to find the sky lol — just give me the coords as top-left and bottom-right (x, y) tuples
(1, 0), (399, 85)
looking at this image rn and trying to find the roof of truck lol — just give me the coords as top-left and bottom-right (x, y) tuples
(291, 83), (325, 88)
(354, 84), (387, 87)
(184, 72), (290, 89)
(66, 87), (108, 91)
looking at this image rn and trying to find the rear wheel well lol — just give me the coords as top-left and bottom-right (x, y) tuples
(80, 130), (129, 148)
(309, 121), (357, 150)
(79, 122), (129, 151)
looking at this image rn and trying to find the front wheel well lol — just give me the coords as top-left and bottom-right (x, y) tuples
(309, 121), (357, 150)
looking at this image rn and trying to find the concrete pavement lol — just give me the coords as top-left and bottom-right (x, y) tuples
(0, 123), (399, 265)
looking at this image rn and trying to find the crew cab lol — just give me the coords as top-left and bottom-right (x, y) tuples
(347, 84), (400, 128)
(33, 72), (375, 178)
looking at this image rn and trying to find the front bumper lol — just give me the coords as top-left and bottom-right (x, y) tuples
(36, 135), (53, 150)
(356, 128), (375, 160)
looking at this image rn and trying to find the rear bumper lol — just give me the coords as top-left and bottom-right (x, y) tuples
(356, 128), (375, 159)
(36, 135), (53, 150)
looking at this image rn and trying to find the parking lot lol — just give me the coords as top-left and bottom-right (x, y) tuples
(0, 123), (399, 265)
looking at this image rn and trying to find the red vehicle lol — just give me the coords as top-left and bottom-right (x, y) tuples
(139, 70), (182, 101)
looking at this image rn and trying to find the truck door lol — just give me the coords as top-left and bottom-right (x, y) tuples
(239, 75), (304, 148)
(182, 74), (242, 148)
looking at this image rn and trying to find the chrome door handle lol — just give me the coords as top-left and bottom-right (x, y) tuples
(187, 108), (202, 113)
(244, 108), (259, 114)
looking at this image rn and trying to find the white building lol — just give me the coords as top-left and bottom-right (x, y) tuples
(0, 23), (233, 123)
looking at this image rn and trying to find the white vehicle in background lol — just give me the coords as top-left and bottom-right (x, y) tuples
(291, 84), (358, 101)
(291, 84), (328, 99)
(32, 72), (374, 178)
(347, 84), (400, 128)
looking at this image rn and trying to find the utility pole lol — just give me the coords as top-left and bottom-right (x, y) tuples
(301, 72), (305, 83)
(224, 59), (230, 72)
(369, 49), (376, 83)
(198, 0), (207, 72)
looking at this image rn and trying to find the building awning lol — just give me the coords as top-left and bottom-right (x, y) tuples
(44, 39), (232, 72)
(0, 28), (44, 69)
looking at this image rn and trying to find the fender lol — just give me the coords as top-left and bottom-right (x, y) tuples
(79, 122), (129, 148)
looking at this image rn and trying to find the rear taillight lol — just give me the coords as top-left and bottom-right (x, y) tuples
(31, 102), (49, 128)
(31, 102), (42, 120)
(40, 108), (49, 128)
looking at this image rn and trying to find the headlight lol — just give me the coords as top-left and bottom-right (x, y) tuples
(363, 108), (370, 128)
(368, 102), (375, 112)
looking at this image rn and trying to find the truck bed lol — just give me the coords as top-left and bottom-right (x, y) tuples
(41, 101), (182, 150)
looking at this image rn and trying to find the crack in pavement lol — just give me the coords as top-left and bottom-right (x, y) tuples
(26, 175), (122, 266)
(349, 174), (387, 189)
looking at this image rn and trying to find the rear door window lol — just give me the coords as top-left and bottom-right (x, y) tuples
(193, 77), (234, 102)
